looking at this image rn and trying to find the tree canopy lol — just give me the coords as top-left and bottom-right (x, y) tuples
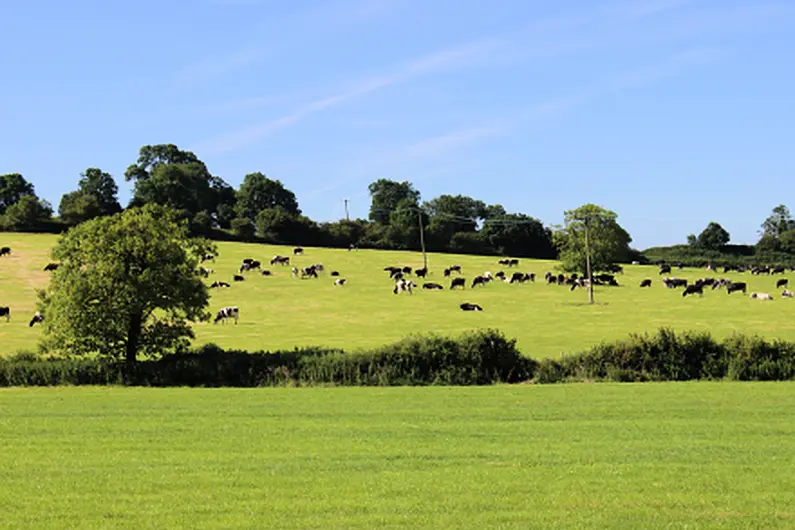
(368, 179), (420, 224)
(236, 172), (300, 222)
(554, 204), (632, 275)
(38, 204), (215, 365)
(0, 173), (36, 215)
(695, 222), (730, 250)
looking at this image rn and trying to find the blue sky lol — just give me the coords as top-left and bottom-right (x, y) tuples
(2, 0), (793, 249)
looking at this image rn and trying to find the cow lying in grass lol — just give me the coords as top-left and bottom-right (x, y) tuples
(460, 302), (483, 311)
(750, 292), (773, 300)
(423, 283), (443, 290)
(781, 289), (794, 298)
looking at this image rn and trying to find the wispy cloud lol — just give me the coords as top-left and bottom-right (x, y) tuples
(171, 0), (404, 88)
(190, 37), (504, 155)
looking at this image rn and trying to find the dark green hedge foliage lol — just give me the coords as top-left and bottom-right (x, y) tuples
(1, 328), (793, 387)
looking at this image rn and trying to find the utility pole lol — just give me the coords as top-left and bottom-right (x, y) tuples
(418, 209), (427, 270)
(584, 217), (594, 304)
(343, 199), (350, 221)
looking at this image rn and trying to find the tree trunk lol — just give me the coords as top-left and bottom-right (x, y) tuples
(125, 311), (142, 368)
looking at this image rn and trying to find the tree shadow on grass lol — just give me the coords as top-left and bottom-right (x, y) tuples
(558, 301), (611, 307)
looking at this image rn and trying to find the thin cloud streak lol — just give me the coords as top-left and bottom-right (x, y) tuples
(309, 47), (721, 197)
(190, 37), (505, 155)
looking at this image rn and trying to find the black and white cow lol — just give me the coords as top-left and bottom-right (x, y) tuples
(423, 282), (444, 290)
(750, 292), (773, 300)
(201, 253), (216, 263)
(460, 302), (483, 311)
(0, 247), (10, 257)
(334, 278), (347, 286)
(471, 275), (490, 288)
(781, 289), (794, 298)
(682, 284), (704, 297)
(271, 255), (290, 266)
(300, 266), (319, 279)
(450, 277), (466, 290)
(210, 281), (231, 288)
(29, 312), (44, 327)
(214, 306), (239, 325)
(393, 278), (416, 295)
(0, 307), (9, 322)
(294, 247), (304, 255)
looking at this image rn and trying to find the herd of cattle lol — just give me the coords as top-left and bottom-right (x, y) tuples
(1, 244), (793, 327)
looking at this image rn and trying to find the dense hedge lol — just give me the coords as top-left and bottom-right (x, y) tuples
(642, 244), (793, 268)
(1, 328), (794, 387)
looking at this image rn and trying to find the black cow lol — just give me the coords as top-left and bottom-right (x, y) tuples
(242, 258), (254, 265)
(294, 247), (304, 255)
(43, 263), (59, 272)
(0, 247), (10, 257)
(682, 284), (704, 297)
(499, 258), (519, 267)
(415, 267), (428, 278)
(448, 265), (462, 274)
(472, 275), (489, 288)
(29, 312), (44, 327)
(776, 278), (788, 289)
(640, 279), (652, 288)
(659, 265), (672, 274)
(261, 270), (272, 276)
(0, 307), (9, 322)
(330, 271), (340, 277)
(402, 266), (412, 274)
(509, 272), (526, 284)
(423, 282), (444, 290)
(210, 281), (230, 288)
(390, 270), (404, 281)
(460, 302), (483, 311)
(450, 277), (465, 290)
(233, 275), (245, 282)
(663, 277), (688, 289)
(772, 267), (785, 274)
(495, 271), (506, 280)
(727, 282), (747, 294)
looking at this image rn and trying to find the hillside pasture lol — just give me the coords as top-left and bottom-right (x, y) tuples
(1, 233), (794, 357)
(1, 383), (794, 529)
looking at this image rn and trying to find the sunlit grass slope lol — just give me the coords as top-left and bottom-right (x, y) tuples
(1, 233), (794, 357)
(1, 384), (794, 529)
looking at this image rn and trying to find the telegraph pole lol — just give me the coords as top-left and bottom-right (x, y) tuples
(418, 209), (427, 270)
(584, 218), (594, 304)
(343, 199), (350, 221)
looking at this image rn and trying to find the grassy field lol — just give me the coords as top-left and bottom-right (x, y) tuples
(1, 383), (793, 529)
(1, 233), (794, 357)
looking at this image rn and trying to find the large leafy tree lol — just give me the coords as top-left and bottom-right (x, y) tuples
(58, 168), (122, 225)
(38, 204), (215, 366)
(423, 194), (486, 249)
(0, 173), (36, 215)
(236, 172), (300, 222)
(124, 144), (202, 182)
(760, 204), (794, 239)
(481, 213), (556, 258)
(1, 195), (53, 231)
(696, 222), (730, 250)
(554, 204), (632, 277)
(368, 179), (420, 224)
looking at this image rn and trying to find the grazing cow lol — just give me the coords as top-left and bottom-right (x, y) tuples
(423, 282), (444, 290)
(300, 266), (319, 279)
(640, 279), (652, 288)
(659, 265), (672, 275)
(201, 253), (215, 263)
(393, 278), (416, 295)
(495, 271), (506, 281)
(210, 281), (230, 288)
(682, 284), (704, 297)
(772, 266), (785, 274)
(781, 289), (794, 298)
(0, 247), (10, 257)
(239, 260), (260, 274)
(402, 266), (412, 274)
(608, 264), (624, 274)
(727, 282), (747, 294)
(294, 247), (304, 255)
(197, 267), (213, 278)
(291, 266), (299, 278)
(443, 268), (451, 277)
(509, 272), (527, 284)
(29, 311), (44, 327)
(270, 255), (290, 266)
(214, 306), (239, 325)
(750, 292), (773, 300)
(776, 278), (788, 289)
(499, 258), (519, 267)
(450, 277), (466, 290)
(43, 263), (59, 272)
(595, 273), (615, 283)
(242, 258), (254, 265)
(261, 270), (272, 276)
(233, 275), (245, 282)
(415, 267), (428, 278)
(662, 277), (688, 289)
(330, 271), (340, 277)
(334, 278), (347, 286)
(557, 274), (566, 284)
(390, 271), (404, 281)
(0, 307), (9, 322)
(384, 266), (401, 273)
(460, 302), (483, 311)
(448, 265), (462, 274)
(471, 275), (489, 288)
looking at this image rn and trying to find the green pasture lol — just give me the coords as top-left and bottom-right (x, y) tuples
(1, 383), (794, 529)
(1, 233), (794, 357)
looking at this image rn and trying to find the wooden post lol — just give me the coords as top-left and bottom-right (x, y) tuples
(418, 210), (427, 270)
(585, 219), (594, 304)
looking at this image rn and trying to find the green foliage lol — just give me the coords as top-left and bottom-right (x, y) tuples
(481, 213), (557, 258)
(236, 172), (300, 222)
(695, 221), (730, 250)
(38, 204), (215, 364)
(554, 203), (632, 274)
(230, 217), (256, 240)
(760, 204), (794, 239)
(1, 195), (53, 231)
(0, 173), (36, 215)
(255, 206), (318, 244)
(58, 190), (102, 226)
(77, 168), (122, 216)
(368, 179), (421, 224)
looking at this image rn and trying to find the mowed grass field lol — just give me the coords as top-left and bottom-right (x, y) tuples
(1, 232), (794, 357)
(1, 383), (794, 529)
